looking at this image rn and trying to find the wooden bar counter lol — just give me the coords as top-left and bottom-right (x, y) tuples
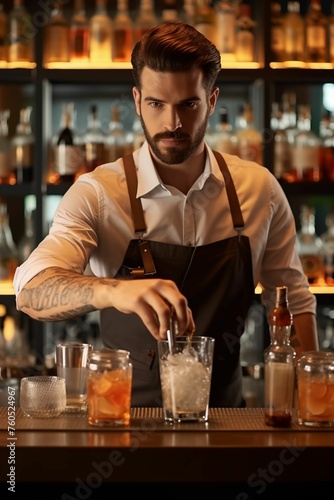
(1, 407), (333, 498)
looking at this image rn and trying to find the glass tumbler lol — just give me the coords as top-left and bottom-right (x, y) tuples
(297, 350), (334, 427)
(87, 349), (132, 427)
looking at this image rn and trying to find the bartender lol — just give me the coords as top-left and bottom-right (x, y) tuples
(13, 22), (318, 408)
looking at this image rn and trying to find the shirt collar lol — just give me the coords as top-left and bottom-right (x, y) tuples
(136, 142), (225, 197)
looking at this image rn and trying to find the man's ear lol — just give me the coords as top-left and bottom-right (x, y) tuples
(209, 86), (220, 116)
(132, 86), (141, 115)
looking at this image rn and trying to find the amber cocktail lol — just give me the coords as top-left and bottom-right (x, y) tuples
(297, 351), (334, 427)
(87, 349), (132, 427)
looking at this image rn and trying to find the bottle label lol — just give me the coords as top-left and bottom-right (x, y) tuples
(306, 26), (326, 50)
(54, 144), (82, 175)
(329, 24), (334, 62)
(45, 26), (69, 63)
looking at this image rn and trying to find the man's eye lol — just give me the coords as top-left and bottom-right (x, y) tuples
(149, 102), (162, 108)
(184, 102), (198, 109)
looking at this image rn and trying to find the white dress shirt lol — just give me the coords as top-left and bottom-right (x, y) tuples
(13, 142), (316, 316)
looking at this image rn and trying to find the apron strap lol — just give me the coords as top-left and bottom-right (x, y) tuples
(213, 151), (245, 230)
(123, 151), (244, 233)
(123, 153), (147, 234)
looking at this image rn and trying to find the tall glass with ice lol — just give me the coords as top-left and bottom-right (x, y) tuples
(158, 336), (215, 423)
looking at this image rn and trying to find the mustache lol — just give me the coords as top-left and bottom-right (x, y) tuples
(154, 132), (190, 140)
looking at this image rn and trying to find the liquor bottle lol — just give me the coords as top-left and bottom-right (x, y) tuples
(321, 212), (334, 285)
(320, 115), (334, 181)
(8, 0), (34, 65)
(0, 110), (14, 185)
(283, 1), (304, 62)
(112, 0), (134, 63)
(193, 0), (217, 46)
(69, 0), (90, 63)
(235, 2), (255, 63)
(213, 106), (238, 155)
(89, 0), (112, 65)
(214, 0), (236, 61)
(296, 205), (325, 284)
(43, 1), (70, 64)
(271, 103), (290, 180)
(83, 104), (106, 172)
(161, 0), (179, 22)
(304, 0), (327, 63)
(183, 0), (196, 25)
(130, 115), (145, 151)
(0, 3), (8, 65)
(270, 1), (284, 62)
(11, 106), (34, 184)
(236, 103), (263, 165)
(17, 208), (35, 264)
(290, 104), (321, 182)
(135, 0), (158, 43)
(329, 1), (334, 64)
(0, 201), (19, 281)
(53, 103), (82, 184)
(264, 286), (295, 428)
(105, 105), (129, 162)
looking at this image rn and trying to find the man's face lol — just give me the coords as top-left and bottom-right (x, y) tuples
(132, 67), (218, 165)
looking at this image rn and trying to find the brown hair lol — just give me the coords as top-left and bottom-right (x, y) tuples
(131, 22), (221, 93)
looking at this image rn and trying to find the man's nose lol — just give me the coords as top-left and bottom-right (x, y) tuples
(164, 108), (182, 132)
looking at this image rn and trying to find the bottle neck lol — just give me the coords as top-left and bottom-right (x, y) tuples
(269, 325), (292, 345)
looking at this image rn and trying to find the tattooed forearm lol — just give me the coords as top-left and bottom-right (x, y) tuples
(19, 272), (95, 312)
(35, 305), (95, 322)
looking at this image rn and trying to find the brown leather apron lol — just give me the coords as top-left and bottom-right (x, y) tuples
(101, 152), (255, 407)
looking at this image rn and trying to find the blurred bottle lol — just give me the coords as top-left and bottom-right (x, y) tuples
(183, 0), (196, 25)
(0, 110), (14, 185)
(264, 286), (295, 428)
(290, 104), (321, 182)
(319, 111), (334, 181)
(271, 102), (290, 180)
(17, 208), (35, 264)
(270, 1), (284, 62)
(320, 212), (334, 285)
(215, 0), (236, 61)
(130, 115), (145, 151)
(296, 205), (325, 285)
(161, 0), (179, 22)
(236, 103), (263, 165)
(283, 1), (304, 62)
(89, 0), (112, 65)
(112, 0), (134, 62)
(213, 106), (238, 155)
(69, 0), (90, 63)
(43, 1), (70, 64)
(0, 3), (8, 65)
(11, 106), (34, 184)
(52, 103), (82, 184)
(83, 104), (106, 172)
(329, 1), (334, 64)
(0, 201), (19, 281)
(305, 0), (327, 63)
(193, 0), (217, 46)
(135, 0), (158, 43)
(235, 2), (255, 63)
(8, 0), (34, 65)
(105, 105), (129, 162)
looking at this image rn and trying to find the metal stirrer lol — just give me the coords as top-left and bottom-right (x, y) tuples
(167, 307), (177, 355)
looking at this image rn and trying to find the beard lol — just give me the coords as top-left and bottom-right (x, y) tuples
(139, 113), (209, 165)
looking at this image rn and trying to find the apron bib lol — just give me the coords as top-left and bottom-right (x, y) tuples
(101, 152), (255, 407)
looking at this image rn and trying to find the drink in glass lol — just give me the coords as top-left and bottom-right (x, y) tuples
(87, 349), (132, 426)
(158, 336), (215, 422)
(297, 351), (334, 427)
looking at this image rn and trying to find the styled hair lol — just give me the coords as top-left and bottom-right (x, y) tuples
(131, 22), (221, 93)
